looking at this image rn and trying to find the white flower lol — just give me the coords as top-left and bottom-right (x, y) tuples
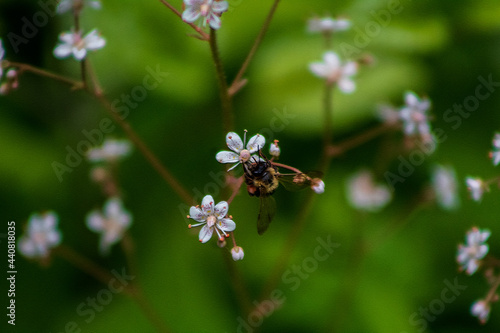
(53, 29), (106, 60)
(18, 211), (62, 259)
(216, 131), (265, 171)
(269, 140), (280, 158)
(309, 51), (358, 93)
(188, 195), (235, 243)
(231, 246), (244, 261)
(0, 38), (5, 79)
(490, 133), (500, 166)
(56, 0), (101, 14)
(182, 0), (229, 30)
(466, 177), (486, 202)
(432, 165), (459, 210)
(86, 197), (132, 255)
(346, 170), (392, 212)
(307, 17), (351, 33)
(87, 138), (131, 163)
(311, 179), (325, 194)
(399, 91), (432, 139)
(457, 227), (490, 275)
(471, 299), (490, 324)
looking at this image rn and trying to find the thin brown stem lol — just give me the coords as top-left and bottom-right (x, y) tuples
(209, 28), (233, 134)
(327, 122), (398, 158)
(271, 162), (302, 174)
(158, 0), (210, 40)
(7, 62), (83, 89)
(227, 175), (245, 204)
(485, 274), (500, 303)
(228, 0), (281, 96)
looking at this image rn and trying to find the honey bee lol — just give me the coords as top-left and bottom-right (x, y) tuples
(243, 152), (321, 234)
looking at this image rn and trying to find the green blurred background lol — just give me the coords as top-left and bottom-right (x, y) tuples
(1, 0), (500, 332)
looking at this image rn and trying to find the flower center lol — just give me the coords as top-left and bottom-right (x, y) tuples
(206, 215), (217, 227)
(239, 149), (251, 163)
(200, 2), (210, 16)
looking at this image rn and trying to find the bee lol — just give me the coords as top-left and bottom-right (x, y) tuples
(243, 152), (321, 235)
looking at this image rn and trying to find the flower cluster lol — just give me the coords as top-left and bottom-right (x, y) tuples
(307, 16), (351, 34)
(457, 227), (490, 275)
(0, 39), (19, 95)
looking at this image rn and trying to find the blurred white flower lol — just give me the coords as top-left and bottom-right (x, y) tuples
(56, 0), (101, 14)
(87, 138), (132, 163)
(216, 131), (265, 171)
(182, 0), (229, 30)
(432, 165), (459, 210)
(86, 197), (132, 255)
(231, 246), (244, 261)
(18, 211), (62, 259)
(490, 133), (500, 166)
(399, 91), (432, 140)
(188, 195), (235, 243)
(53, 29), (106, 60)
(466, 177), (486, 202)
(307, 17), (351, 33)
(311, 179), (325, 194)
(457, 227), (490, 275)
(346, 170), (391, 212)
(309, 51), (358, 93)
(471, 299), (490, 324)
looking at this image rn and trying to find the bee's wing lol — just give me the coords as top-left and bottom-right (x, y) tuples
(257, 195), (276, 235)
(278, 171), (323, 192)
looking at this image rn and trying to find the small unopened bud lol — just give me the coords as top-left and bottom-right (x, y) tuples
(311, 178), (325, 194)
(217, 239), (227, 248)
(270, 140), (280, 158)
(231, 246), (244, 261)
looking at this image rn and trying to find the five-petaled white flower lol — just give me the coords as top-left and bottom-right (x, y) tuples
(346, 170), (392, 212)
(56, 0), (101, 14)
(182, 0), (229, 30)
(399, 91), (432, 140)
(490, 133), (500, 166)
(432, 165), (460, 210)
(18, 211), (62, 259)
(457, 227), (490, 275)
(466, 177), (486, 202)
(53, 29), (106, 60)
(216, 131), (265, 171)
(86, 197), (133, 255)
(471, 299), (490, 324)
(307, 16), (351, 33)
(87, 138), (132, 163)
(188, 195), (235, 243)
(309, 51), (358, 93)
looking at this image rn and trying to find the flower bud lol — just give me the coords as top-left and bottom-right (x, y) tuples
(231, 246), (244, 261)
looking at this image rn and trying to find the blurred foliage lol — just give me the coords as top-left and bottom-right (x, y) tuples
(2, 0), (500, 332)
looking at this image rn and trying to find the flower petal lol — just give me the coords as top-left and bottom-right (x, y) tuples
(189, 206), (206, 222)
(208, 14), (222, 30)
(212, 0), (228, 12)
(53, 44), (72, 59)
(201, 195), (215, 215)
(214, 201), (228, 218)
(218, 218), (235, 232)
(73, 47), (87, 60)
(182, 7), (201, 23)
(225, 132), (244, 153)
(199, 225), (213, 243)
(216, 151), (239, 164)
(338, 78), (355, 94)
(246, 134), (265, 153)
(86, 211), (105, 232)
